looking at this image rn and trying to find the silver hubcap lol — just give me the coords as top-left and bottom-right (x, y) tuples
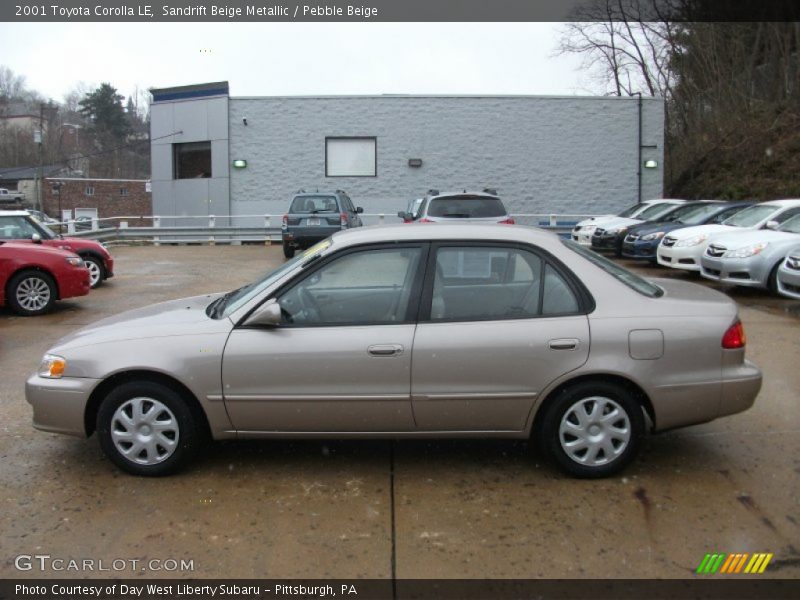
(85, 259), (101, 286)
(110, 397), (179, 465)
(16, 276), (51, 311)
(559, 396), (631, 467)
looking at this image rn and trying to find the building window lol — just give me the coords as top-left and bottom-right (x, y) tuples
(85, 186), (95, 196)
(51, 186), (60, 195)
(173, 141), (212, 179)
(325, 137), (376, 177)
(120, 187), (129, 196)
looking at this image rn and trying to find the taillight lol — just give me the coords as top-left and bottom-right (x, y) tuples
(722, 319), (746, 349)
(281, 214), (288, 229)
(419, 218), (434, 223)
(340, 213), (348, 228)
(499, 217), (515, 225)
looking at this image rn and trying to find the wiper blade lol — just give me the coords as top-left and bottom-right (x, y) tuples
(208, 286), (243, 318)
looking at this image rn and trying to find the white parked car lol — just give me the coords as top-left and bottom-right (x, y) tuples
(656, 199), (800, 272)
(571, 199), (685, 246)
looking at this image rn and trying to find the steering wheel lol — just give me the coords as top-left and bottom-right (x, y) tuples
(298, 286), (322, 322)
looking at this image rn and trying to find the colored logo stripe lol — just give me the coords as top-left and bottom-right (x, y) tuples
(697, 553), (773, 574)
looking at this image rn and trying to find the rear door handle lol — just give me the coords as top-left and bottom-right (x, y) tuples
(548, 338), (579, 351)
(368, 344), (404, 357)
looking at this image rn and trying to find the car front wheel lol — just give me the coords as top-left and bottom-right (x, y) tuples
(82, 255), (104, 288)
(97, 381), (203, 476)
(7, 270), (57, 316)
(539, 381), (644, 478)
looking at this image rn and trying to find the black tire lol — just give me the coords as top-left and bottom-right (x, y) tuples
(767, 262), (781, 295)
(7, 269), (57, 316)
(538, 380), (644, 478)
(97, 381), (204, 476)
(283, 242), (295, 259)
(82, 255), (104, 289)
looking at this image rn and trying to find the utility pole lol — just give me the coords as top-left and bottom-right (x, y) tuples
(37, 102), (44, 212)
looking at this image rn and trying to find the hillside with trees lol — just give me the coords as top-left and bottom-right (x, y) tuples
(559, 1), (800, 200)
(0, 66), (149, 180)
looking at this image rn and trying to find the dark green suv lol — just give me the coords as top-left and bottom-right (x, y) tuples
(281, 190), (364, 258)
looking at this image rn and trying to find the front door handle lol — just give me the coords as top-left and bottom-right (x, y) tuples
(368, 344), (404, 357)
(549, 338), (579, 351)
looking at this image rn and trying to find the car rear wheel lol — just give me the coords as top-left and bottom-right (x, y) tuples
(82, 255), (104, 288)
(97, 381), (203, 476)
(283, 242), (295, 259)
(7, 270), (57, 316)
(539, 381), (644, 478)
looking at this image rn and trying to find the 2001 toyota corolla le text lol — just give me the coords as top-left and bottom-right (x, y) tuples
(26, 224), (762, 478)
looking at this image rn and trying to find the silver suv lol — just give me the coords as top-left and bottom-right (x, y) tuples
(398, 189), (514, 224)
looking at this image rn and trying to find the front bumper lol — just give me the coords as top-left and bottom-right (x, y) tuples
(700, 255), (767, 288)
(622, 239), (659, 260)
(777, 263), (800, 299)
(656, 244), (704, 271)
(591, 233), (623, 252)
(26, 374), (98, 437)
(103, 255), (114, 279)
(571, 230), (594, 246)
(60, 268), (91, 300)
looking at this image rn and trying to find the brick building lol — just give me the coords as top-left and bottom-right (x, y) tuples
(43, 178), (151, 221)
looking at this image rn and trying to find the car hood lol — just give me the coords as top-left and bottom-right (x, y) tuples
(708, 229), (800, 249)
(49, 293), (232, 352)
(47, 236), (109, 256)
(665, 224), (738, 240)
(627, 221), (688, 237)
(0, 241), (79, 258)
(595, 217), (642, 230)
(575, 215), (616, 228)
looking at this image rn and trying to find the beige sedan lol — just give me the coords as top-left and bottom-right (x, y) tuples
(26, 224), (762, 477)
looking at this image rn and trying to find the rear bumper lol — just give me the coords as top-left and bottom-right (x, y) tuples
(25, 374), (98, 437)
(719, 359), (762, 419)
(777, 264), (800, 299)
(283, 226), (339, 247)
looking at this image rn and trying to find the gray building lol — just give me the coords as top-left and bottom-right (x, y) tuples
(150, 81), (664, 222)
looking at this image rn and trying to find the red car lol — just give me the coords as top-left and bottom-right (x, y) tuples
(0, 211), (114, 288)
(0, 241), (90, 316)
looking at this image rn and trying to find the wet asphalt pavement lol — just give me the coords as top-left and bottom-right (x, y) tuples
(0, 245), (798, 579)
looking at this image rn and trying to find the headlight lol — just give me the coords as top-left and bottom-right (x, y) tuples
(38, 354), (66, 378)
(675, 234), (708, 247)
(723, 243), (767, 259)
(65, 256), (83, 267)
(641, 231), (665, 241)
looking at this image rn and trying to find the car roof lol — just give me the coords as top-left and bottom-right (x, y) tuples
(330, 223), (558, 249)
(0, 210), (31, 217)
(760, 198), (800, 207)
(429, 191), (500, 200)
(293, 192), (341, 198)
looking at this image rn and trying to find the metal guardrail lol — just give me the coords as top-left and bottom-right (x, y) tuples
(56, 213), (605, 245)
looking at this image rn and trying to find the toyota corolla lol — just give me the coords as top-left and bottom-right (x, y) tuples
(26, 225), (762, 478)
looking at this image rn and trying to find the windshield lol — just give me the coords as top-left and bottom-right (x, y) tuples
(563, 239), (663, 298)
(672, 203), (723, 225)
(427, 196), (506, 218)
(723, 204), (777, 227)
(778, 214), (800, 234)
(216, 239), (333, 318)
(637, 203), (680, 221)
(289, 196), (339, 213)
(618, 203), (646, 218)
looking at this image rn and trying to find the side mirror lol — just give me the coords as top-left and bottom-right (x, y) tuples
(244, 298), (282, 327)
(31, 233), (42, 243)
(765, 220), (779, 230)
(356, 206), (364, 214)
(397, 211), (409, 220)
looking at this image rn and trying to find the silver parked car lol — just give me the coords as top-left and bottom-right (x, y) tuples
(26, 225), (761, 478)
(700, 214), (800, 293)
(398, 189), (515, 224)
(776, 250), (800, 300)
